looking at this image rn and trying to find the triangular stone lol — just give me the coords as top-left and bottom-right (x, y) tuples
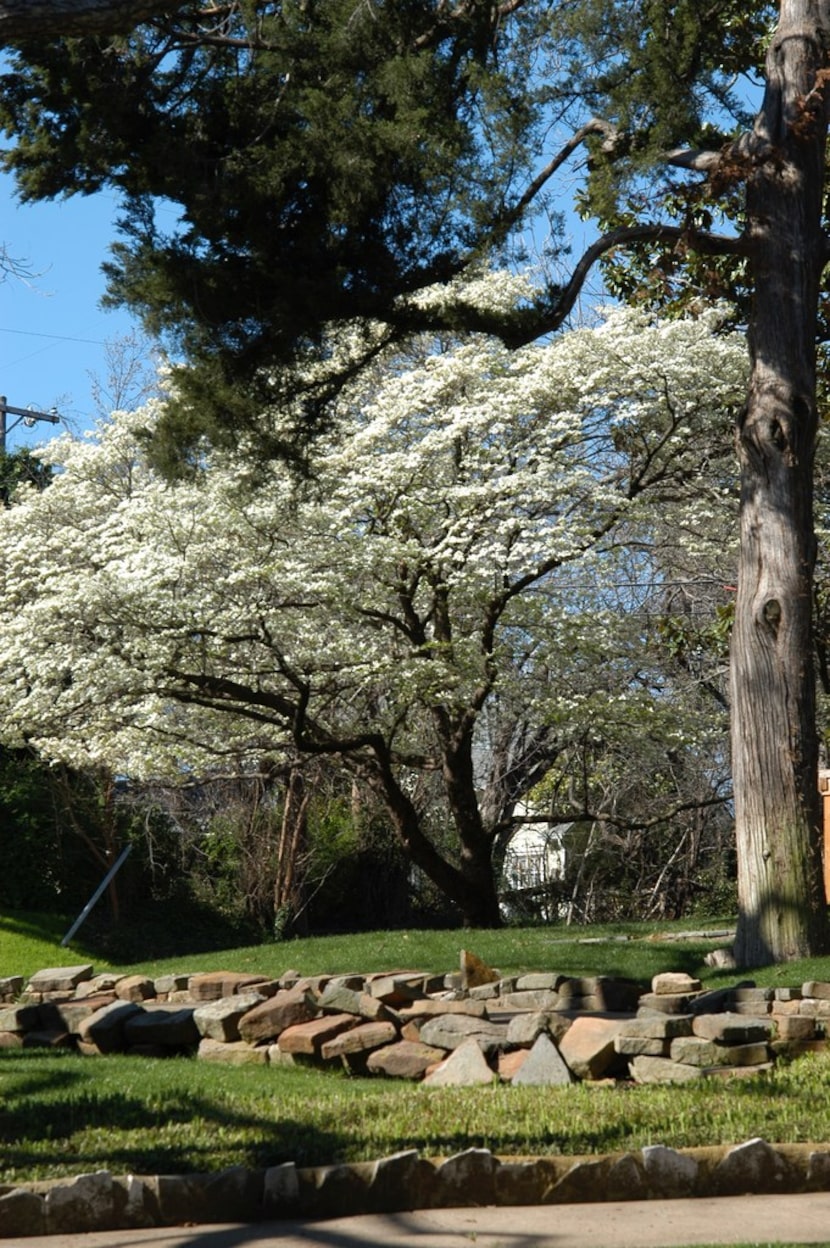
(511, 1033), (573, 1085)
(460, 950), (500, 990)
(423, 1038), (496, 1086)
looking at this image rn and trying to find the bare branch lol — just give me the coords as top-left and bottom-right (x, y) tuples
(506, 118), (621, 223)
(511, 794), (729, 834)
(506, 222), (751, 347)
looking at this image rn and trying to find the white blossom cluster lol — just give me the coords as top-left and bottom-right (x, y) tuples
(0, 296), (748, 783)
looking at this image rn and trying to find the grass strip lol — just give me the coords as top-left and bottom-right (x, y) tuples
(3, 1046), (830, 1184)
(6, 912), (830, 989)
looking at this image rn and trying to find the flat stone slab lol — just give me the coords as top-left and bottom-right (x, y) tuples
(497, 1049), (529, 1081)
(278, 1013), (357, 1056)
(616, 1015), (693, 1040)
(198, 1037), (268, 1065)
(398, 998), (488, 1020)
(803, 980), (830, 999)
(669, 1035), (769, 1067)
(366, 973), (431, 1004)
(238, 988), (317, 1043)
(366, 1040), (446, 1079)
(0, 1003), (41, 1032)
(26, 966), (93, 995)
(638, 992), (699, 1015)
(320, 1020), (398, 1060)
(629, 1054), (705, 1083)
(615, 1035), (670, 1057)
(193, 992), (266, 1042)
(123, 1006), (199, 1048)
(558, 1015), (624, 1080)
(114, 975), (155, 1003)
(418, 1014), (507, 1054)
(506, 1010), (571, 1047)
(498, 990), (562, 1011)
(692, 1012), (774, 1044)
(773, 1015), (817, 1041)
(188, 972), (274, 1001)
(652, 972), (702, 995)
(514, 973), (563, 992)
(77, 1001), (143, 1053)
(39, 994), (117, 1034)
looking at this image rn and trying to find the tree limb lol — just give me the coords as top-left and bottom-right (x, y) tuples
(664, 146), (726, 173)
(0, 0), (189, 42)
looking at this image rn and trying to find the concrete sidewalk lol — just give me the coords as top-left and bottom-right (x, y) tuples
(21, 1194), (830, 1248)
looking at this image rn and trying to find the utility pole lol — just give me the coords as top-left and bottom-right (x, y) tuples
(0, 396), (60, 454)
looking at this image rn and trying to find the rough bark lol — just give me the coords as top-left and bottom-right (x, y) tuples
(0, 0), (180, 41)
(730, 0), (830, 965)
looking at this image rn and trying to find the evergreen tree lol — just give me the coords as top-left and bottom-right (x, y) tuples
(0, 447), (51, 504)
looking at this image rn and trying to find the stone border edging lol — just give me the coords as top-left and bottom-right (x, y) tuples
(3, 1138), (830, 1238)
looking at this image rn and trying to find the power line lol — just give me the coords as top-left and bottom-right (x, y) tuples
(0, 326), (105, 346)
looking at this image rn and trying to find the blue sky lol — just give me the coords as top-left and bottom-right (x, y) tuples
(0, 172), (141, 451)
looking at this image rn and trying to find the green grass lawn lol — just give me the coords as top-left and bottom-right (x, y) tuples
(4, 909), (830, 1186)
(3, 1044), (830, 1184)
(5, 906), (830, 988)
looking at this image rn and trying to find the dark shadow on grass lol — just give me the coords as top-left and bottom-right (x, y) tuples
(575, 941), (721, 986)
(0, 909), (68, 935)
(0, 1048), (344, 1179)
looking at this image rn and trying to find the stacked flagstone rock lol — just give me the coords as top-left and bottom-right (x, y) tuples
(1, 959), (827, 1086)
(614, 971), (828, 1083)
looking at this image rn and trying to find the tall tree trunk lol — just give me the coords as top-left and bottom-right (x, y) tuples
(441, 731), (503, 927)
(731, 0), (830, 965)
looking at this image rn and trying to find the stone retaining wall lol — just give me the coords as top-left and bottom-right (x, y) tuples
(2, 958), (828, 1086)
(4, 1139), (830, 1238)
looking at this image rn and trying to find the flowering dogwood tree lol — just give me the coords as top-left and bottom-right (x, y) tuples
(0, 300), (747, 925)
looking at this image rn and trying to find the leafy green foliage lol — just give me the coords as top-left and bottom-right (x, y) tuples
(0, 1), (550, 461)
(0, 1), (786, 463)
(0, 751), (101, 912)
(0, 448), (51, 504)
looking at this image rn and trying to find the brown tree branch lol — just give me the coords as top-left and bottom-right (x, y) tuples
(0, 0), (193, 42)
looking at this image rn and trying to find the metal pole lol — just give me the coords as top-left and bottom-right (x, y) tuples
(60, 845), (133, 946)
(0, 398), (59, 455)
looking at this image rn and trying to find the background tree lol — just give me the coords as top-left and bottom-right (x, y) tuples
(0, 300), (746, 926)
(88, 328), (165, 417)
